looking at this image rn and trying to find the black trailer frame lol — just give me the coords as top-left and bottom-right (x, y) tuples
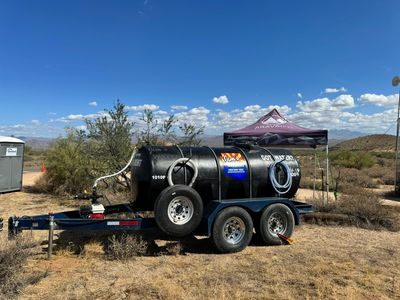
(3, 198), (311, 239)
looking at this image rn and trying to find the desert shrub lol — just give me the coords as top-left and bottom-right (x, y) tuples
(310, 188), (400, 231)
(299, 177), (323, 190)
(37, 130), (95, 195)
(105, 234), (150, 260)
(0, 237), (46, 298)
(105, 234), (184, 260)
(367, 164), (394, 185)
(330, 150), (375, 170)
(36, 101), (134, 195)
(163, 242), (183, 256)
(371, 151), (395, 160)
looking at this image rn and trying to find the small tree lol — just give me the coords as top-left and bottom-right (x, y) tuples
(137, 109), (159, 145)
(85, 100), (134, 189)
(179, 123), (204, 146)
(158, 115), (177, 145)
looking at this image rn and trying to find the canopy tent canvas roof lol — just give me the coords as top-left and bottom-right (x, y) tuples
(223, 109), (328, 147)
(223, 108), (330, 202)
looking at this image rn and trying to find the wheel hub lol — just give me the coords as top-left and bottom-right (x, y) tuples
(267, 212), (286, 235)
(167, 196), (194, 225)
(222, 217), (245, 245)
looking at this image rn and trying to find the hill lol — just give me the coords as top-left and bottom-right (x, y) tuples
(333, 134), (396, 152)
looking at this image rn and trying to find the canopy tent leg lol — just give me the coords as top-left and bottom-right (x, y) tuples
(326, 145), (329, 205)
(313, 149), (316, 201)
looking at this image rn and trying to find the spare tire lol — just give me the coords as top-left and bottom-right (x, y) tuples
(154, 184), (203, 237)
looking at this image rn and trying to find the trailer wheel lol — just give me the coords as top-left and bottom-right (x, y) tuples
(212, 207), (253, 253)
(259, 203), (294, 245)
(154, 185), (203, 237)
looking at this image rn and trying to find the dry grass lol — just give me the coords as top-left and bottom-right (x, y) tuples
(0, 236), (46, 299)
(305, 187), (400, 232)
(1, 172), (400, 299)
(105, 234), (150, 260)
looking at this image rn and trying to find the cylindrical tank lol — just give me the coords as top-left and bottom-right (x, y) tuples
(131, 145), (301, 211)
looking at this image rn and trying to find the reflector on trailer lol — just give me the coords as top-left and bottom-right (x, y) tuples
(106, 220), (139, 226)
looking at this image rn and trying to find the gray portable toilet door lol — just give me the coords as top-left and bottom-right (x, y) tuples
(0, 143), (24, 192)
(0, 154), (12, 190)
(10, 145), (24, 189)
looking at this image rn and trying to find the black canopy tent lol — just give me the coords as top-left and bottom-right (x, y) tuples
(224, 109), (329, 201)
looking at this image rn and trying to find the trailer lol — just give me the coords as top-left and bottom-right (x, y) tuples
(2, 192), (312, 254)
(1, 145), (313, 254)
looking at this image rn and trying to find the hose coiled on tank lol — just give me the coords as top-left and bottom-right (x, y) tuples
(269, 160), (293, 195)
(167, 158), (198, 187)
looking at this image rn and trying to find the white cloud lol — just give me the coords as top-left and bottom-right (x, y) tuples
(174, 106), (211, 127)
(88, 101), (98, 107)
(47, 112), (57, 115)
(244, 105), (261, 111)
(323, 87), (347, 94)
(332, 94), (355, 108)
(126, 104), (159, 111)
(31, 119), (40, 125)
(171, 105), (188, 110)
(52, 112), (107, 123)
(297, 95), (354, 112)
(212, 95), (229, 105)
(297, 93), (303, 99)
(359, 93), (398, 107)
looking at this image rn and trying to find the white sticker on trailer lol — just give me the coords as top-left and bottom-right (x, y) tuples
(6, 148), (17, 156)
(107, 221), (120, 226)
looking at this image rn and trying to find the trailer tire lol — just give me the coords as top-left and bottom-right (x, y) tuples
(259, 203), (294, 245)
(212, 206), (253, 253)
(154, 185), (203, 237)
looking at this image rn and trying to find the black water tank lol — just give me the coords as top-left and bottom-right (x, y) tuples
(131, 146), (301, 211)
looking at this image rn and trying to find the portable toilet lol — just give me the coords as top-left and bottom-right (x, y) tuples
(0, 136), (25, 193)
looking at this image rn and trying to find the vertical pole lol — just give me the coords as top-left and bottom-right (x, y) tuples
(48, 214), (54, 260)
(313, 150), (316, 201)
(326, 145), (329, 203)
(321, 169), (325, 204)
(395, 91), (400, 194)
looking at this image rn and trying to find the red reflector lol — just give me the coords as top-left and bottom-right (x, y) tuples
(88, 213), (105, 220)
(120, 220), (139, 226)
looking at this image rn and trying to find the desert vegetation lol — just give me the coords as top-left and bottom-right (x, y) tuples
(34, 101), (204, 196)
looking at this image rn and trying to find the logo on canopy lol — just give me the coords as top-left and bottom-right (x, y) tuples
(261, 117), (287, 125)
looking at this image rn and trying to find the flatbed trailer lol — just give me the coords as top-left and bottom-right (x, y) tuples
(1, 197), (312, 254)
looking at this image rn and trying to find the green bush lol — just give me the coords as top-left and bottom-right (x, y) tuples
(330, 150), (375, 170)
(39, 130), (95, 195)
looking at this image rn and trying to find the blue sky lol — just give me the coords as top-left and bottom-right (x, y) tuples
(0, 0), (399, 137)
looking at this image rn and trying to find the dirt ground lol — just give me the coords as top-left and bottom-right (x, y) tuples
(0, 173), (400, 299)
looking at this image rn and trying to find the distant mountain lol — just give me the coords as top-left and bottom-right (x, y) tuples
(328, 129), (366, 140)
(333, 134), (396, 152)
(201, 135), (224, 147)
(18, 137), (53, 150)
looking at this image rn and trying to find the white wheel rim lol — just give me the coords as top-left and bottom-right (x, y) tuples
(222, 217), (245, 245)
(167, 196), (194, 225)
